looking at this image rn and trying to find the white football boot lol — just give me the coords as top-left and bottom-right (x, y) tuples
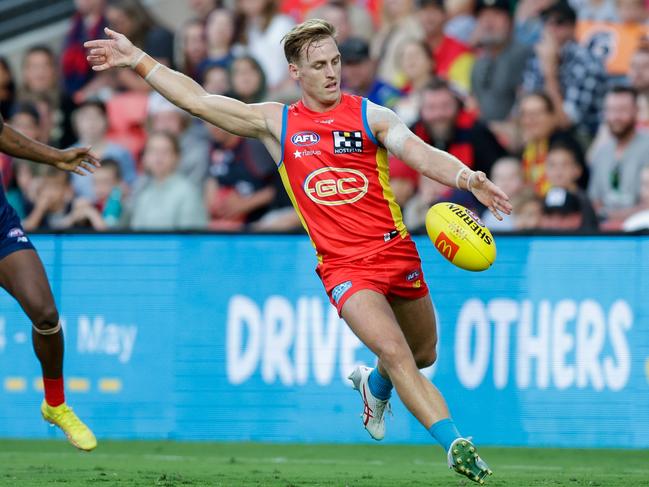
(348, 365), (391, 441)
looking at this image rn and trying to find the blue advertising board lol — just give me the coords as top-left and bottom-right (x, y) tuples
(0, 234), (647, 448)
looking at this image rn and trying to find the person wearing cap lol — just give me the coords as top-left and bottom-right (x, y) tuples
(521, 0), (607, 140)
(416, 0), (474, 94)
(339, 37), (403, 109)
(470, 0), (531, 122)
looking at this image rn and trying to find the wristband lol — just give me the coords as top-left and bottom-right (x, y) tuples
(144, 63), (162, 81)
(130, 51), (146, 69)
(454, 167), (467, 189)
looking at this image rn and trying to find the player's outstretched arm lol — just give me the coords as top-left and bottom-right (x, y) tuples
(367, 101), (512, 220)
(0, 116), (99, 176)
(85, 28), (276, 139)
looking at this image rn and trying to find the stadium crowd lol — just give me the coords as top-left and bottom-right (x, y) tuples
(1, 0), (649, 233)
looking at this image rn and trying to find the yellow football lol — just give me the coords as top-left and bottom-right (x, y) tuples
(425, 202), (496, 271)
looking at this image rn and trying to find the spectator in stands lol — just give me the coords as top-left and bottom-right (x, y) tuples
(412, 78), (507, 177)
(514, 0), (555, 46)
(129, 131), (207, 230)
(204, 125), (278, 230)
(310, 2), (354, 43)
(416, 0), (474, 93)
(62, 0), (108, 97)
(106, 0), (175, 67)
(403, 176), (451, 232)
(622, 164), (649, 231)
(628, 44), (649, 128)
(0, 57), (16, 120)
(229, 56), (267, 104)
(234, 0), (296, 97)
(518, 92), (586, 195)
(23, 169), (76, 231)
(70, 99), (137, 199)
(177, 19), (208, 81)
(372, 0), (423, 88)
(511, 187), (543, 230)
(444, 0), (477, 44)
(203, 65), (231, 95)
(147, 93), (211, 189)
(19, 46), (77, 148)
(197, 8), (238, 78)
(521, 0), (607, 139)
(65, 158), (125, 230)
(4, 104), (45, 217)
(481, 157), (526, 231)
(340, 37), (403, 109)
(589, 86), (649, 224)
(542, 143), (598, 230)
(306, 0), (374, 42)
(105, 0), (175, 94)
(471, 0), (531, 122)
(188, 0), (220, 21)
(393, 39), (435, 126)
(5, 160), (40, 220)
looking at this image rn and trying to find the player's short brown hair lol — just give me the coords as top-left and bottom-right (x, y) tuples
(282, 19), (336, 65)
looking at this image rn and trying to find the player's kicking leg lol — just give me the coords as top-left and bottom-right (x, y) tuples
(343, 291), (491, 484)
(0, 249), (97, 451)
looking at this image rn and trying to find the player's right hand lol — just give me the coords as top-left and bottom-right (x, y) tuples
(84, 27), (138, 71)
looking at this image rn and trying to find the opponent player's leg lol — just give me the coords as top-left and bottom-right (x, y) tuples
(0, 249), (96, 451)
(389, 294), (492, 483)
(0, 249), (64, 389)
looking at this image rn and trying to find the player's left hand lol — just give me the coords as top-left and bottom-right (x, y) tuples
(55, 147), (101, 175)
(468, 171), (513, 221)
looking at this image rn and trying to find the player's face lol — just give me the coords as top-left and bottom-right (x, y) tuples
(291, 37), (342, 106)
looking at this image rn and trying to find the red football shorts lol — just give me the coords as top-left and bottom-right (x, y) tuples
(316, 236), (429, 315)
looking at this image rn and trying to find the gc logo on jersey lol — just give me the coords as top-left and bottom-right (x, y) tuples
(333, 130), (363, 154)
(303, 167), (368, 206)
(291, 131), (320, 146)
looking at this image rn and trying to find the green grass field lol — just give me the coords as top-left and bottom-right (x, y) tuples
(1, 440), (647, 486)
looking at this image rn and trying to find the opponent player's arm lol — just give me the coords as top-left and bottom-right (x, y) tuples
(85, 29), (275, 139)
(0, 115), (99, 175)
(367, 101), (512, 219)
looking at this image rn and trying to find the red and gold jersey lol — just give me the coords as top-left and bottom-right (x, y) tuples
(278, 93), (408, 263)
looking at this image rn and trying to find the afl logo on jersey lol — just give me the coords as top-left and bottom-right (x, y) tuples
(303, 167), (369, 206)
(291, 131), (320, 146)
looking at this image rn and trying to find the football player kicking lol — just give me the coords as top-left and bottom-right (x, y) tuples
(85, 19), (511, 482)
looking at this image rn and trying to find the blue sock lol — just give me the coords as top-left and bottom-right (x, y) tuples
(367, 367), (393, 400)
(428, 418), (461, 452)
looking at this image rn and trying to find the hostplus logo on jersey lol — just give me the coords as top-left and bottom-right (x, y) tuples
(333, 130), (363, 154)
(291, 131), (320, 146)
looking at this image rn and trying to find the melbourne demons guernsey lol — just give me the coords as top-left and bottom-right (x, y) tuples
(278, 94), (408, 263)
